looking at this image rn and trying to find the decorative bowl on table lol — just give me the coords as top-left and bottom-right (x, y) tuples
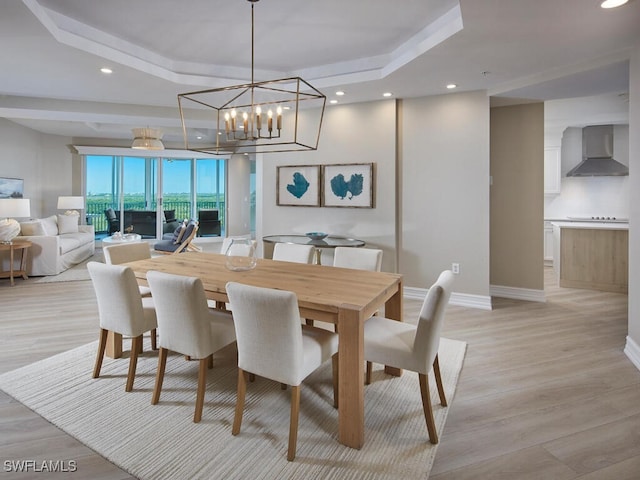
(305, 232), (328, 241)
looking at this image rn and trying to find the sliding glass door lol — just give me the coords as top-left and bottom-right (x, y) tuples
(85, 153), (226, 240)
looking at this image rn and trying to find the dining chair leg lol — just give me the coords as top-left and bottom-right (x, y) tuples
(208, 354), (213, 369)
(418, 373), (438, 444)
(433, 354), (448, 406)
(249, 373), (256, 382)
(281, 383), (287, 390)
(152, 347), (168, 405)
(92, 328), (109, 378)
(194, 358), (208, 423)
(365, 361), (373, 385)
(125, 335), (142, 392)
(150, 328), (157, 351)
(232, 369), (248, 435)
(287, 385), (301, 461)
(332, 353), (339, 408)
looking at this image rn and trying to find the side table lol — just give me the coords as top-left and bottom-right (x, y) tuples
(0, 240), (32, 286)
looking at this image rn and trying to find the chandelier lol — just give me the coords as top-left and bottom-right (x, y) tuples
(177, 0), (326, 155)
(131, 128), (165, 150)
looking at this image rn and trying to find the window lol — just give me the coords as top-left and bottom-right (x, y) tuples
(85, 154), (226, 239)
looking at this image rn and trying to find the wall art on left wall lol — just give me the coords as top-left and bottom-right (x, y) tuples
(0, 177), (24, 198)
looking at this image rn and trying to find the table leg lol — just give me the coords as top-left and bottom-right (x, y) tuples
(9, 246), (15, 286)
(19, 247), (28, 280)
(106, 331), (123, 358)
(384, 281), (403, 376)
(338, 306), (365, 449)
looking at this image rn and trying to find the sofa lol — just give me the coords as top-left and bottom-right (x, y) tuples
(105, 208), (181, 238)
(0, 214), (95, 276)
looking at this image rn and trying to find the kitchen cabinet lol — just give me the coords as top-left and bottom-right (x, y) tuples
(544, 146), (561, 195)
(553, 222), (628, 294)
(543, 221), (554, 266)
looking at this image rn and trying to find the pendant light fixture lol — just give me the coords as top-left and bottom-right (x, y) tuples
(177, 0), (326, 155)
(132, 128), (165, 150)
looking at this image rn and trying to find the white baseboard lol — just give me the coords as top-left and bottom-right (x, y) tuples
(404, 287), (492, 311)
(490, 285), (546, 303)
(624, 336), (640, 372)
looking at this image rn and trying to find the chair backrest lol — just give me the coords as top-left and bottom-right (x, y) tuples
(226, 282), (306, 386)
(413, 270), (455, 370)
(103, 242), (151, 265)
(174, 221), (199, 253)
(146, 270), (218, 358)
(87, 261), (150, 337)
(272, 242), (315, 264)
(333, 247), (383, 271)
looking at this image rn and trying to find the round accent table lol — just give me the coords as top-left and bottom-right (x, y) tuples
(102, 233), (142, 245)
(0, 240), (32, 286)
(262, 234), (365, 265)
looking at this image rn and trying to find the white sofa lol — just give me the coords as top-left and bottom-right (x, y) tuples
(1, 214), (95, 276)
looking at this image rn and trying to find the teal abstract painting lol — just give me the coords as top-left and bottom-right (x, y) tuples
(277, 165), (320, 206)
(286, 172), (310, 198)
(322, 163), (373, 208)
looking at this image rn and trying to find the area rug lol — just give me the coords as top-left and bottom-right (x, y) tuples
(0, 337), (466, 480)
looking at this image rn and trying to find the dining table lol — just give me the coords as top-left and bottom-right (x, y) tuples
(118, 251), (403, 449)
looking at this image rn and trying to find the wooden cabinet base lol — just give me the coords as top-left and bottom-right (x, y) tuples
(560, 228), (628, 294)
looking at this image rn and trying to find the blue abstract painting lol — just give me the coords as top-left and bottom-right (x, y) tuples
(286, 172), (310, 198)
(277, 165), (320, 206)
(322, 163), (373, 208)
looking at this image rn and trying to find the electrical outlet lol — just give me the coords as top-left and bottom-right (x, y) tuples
(452, 263), (460, 274)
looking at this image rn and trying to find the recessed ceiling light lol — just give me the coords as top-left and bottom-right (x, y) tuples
(330, 99), (338, 104)
(100, 67), (113, 74)
(382, 92), (393, 97)
(600, 0), (628, 8)
(336, 91), (345, 96)
(446, 84), (457, 89)
(196, 135), (203, 139)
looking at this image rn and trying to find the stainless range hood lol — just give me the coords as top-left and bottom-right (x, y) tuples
(566, 125), (629, 177)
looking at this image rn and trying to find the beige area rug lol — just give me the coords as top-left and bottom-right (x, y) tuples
(0, 337), (466, 480)
(31, 250), (104, 283)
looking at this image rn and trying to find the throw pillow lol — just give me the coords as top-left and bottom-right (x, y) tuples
(172, 221), (187, 244)
(20, 220), (46, 236)
(41, 215), (59, 236)
(57, 214), (79, 234)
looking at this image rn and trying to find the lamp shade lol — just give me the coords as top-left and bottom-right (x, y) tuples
(132, 128), (165, 150)
(0, 198), (31, 218)
(57, 196), (85, 210)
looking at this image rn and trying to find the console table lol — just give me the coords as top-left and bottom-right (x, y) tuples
(0, 240), (32, 286)
(262, 234), (365, 264)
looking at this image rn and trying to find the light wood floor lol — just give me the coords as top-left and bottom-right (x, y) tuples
(0, 268), (638, 479)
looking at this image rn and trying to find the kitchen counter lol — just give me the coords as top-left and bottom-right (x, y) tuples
(549, 221), (628, 230)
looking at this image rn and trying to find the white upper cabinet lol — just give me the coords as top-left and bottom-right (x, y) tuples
(544, 146), (561, 195)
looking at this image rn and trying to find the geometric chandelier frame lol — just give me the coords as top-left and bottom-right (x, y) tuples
(177, 0), (326, 155)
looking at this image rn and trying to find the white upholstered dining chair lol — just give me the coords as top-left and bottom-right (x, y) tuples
(272, 242), (315, 264)
(333, 246), (383, 271)
(87, 261), (158, 392)
(146, 270), (236, 423)
(363, 269), (455, 444)
(103, 242), (152, 297)
(225, 281), (339, 461)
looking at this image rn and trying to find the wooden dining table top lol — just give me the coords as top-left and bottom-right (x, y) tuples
(125, 251), (403, 324)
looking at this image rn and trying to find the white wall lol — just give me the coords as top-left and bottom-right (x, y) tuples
(626, 43), (640, 366)
(400, 91), (491, 298)
(258, 100), (398, 271)
(0, 119), (72, 218)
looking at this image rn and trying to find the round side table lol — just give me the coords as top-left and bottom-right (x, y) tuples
(0, 240), (32, 286)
